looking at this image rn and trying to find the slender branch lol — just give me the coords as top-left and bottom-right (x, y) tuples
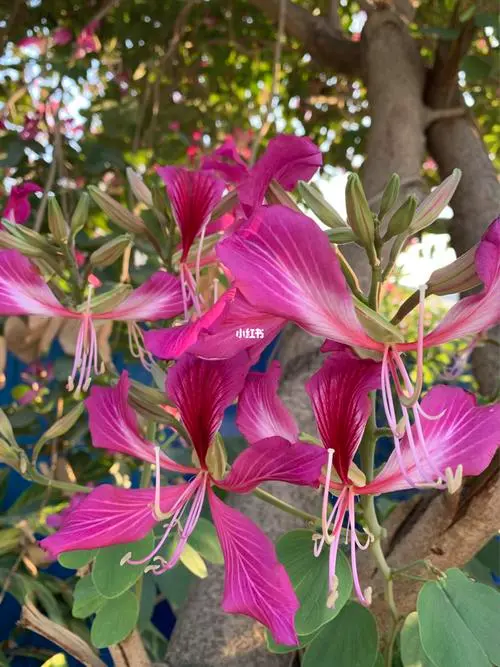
(34, 157), (58, 233)
(89, 0), (121, 27)
(253, 487), (320, 526)
(247, 0), (362, 77)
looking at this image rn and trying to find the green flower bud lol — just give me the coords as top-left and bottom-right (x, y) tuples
(383, 195), (417, 242)
(409, 168), (461, 234)
(345, 174), (377, 262)
(88, 186), (146, 234)
(378, 173), (400, 220)
(298, 180), (349, 229)
(126, 167), (153, 207)
(90, 234), (133, 269)
(71, 192), (90, 237)
(48, 195), (70, 243)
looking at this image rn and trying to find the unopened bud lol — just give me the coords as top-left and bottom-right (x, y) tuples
(71, 192), (89, 236)
(266, 179), (301, 212)
(298, 180), (349, 230)
(36, 402), (84, 447)
(126, 167), (153, 207)
(206, 434), (227, 481)
(48, 195), (69, 243)
(0, 408), (17, 449)
(378, 173), (400, 220)
(90, 234), (132, 269)
(88, 186), (146, 234)
(76, 283), (131, 315)
(346, 174), (377, 262)
(0, 223), (57, 257)
(384, 195), (417, 242)
(409, 168), (461, 235)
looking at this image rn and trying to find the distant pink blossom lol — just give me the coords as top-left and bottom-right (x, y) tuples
(74, 22), (100, 59)
(52, 27), (72, 46)
(2, 182), (43, 224)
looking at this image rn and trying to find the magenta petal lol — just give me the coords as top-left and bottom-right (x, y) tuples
(367, 385), (500, 494)
(144, 291), (231, 360)
(86, 371), (197, 474)
(306, 353), (381, 483)
(236, 361), (298, 444)
(238, 135), (322, 215)
(98, 271), (185, 322)
(421, 218), (500, 347)
(40, 484), (187, 557)
(207, 488), (299, 645)
(156, 166), (225, 260)
(219, 436), (326, 493)
(167, 354), (250, 467)
(0, 250), (70, 317)
(188, 290), (286, 362)
(217, 206), (380, 350)
(201, 137), (249, 185)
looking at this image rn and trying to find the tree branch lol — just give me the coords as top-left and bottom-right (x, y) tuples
(247, 0), (362, 77)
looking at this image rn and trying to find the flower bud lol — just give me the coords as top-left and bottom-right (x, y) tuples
(409, 168), (461, 235)
(383, 195), (417, 242)
(0, 408), (17, 449)
(88, 186), (146, 234)
(0, 223), (58, 257)
(298, 180), (349, 230)
(266, 179), (301, 212)
(71, 192), (89, 237)
(378, 173), (400, 220)
(327, 227), (357, 244)
(205, 434), (227, 481)
(48, 195), (69, 243)
(37, 402), (84, 445)
(76, 283), (131, 315)
(126, 167), (153, 207)
(345, 174), (377, 262)
(90, 234), (132, 269)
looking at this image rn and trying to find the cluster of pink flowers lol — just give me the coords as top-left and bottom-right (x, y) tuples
(0, 135), (499, 644)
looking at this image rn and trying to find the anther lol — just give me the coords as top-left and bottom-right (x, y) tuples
(120, 552), (132, 566)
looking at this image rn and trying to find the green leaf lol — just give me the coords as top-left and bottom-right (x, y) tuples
(302, 602), (378, 667)
(58, 549), (96, 570)
(400, 612), (434, 667)
(90, 590), (139, 648)
(442, 568), (500, 664)
(276, 530), (352, 635)
(92, 532), (154, 599)
(72, 575), (106, 619)
(417, 568), (500, 667)
(188, 517), (223, 565)
(265, 629), (318, 654)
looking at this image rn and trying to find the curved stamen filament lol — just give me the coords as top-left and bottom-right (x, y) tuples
(195, 223), (207, 286)
(127, 322), (154, 371)
(348, 491), (371, 606)
(182, 263), (201, 317)
(321, 448), (335, 542)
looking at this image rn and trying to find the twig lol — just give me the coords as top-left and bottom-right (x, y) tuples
(250, 0), (287, 164)
(328, 0), (341, 31)
(19, 600), (106, 667)
(89, 0), (121, 27)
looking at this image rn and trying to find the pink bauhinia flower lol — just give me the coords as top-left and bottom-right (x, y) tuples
(41, 357), (327, 644)
(218, 207), (500, 483)
(0, 250), (185, 391)
(74, 22), (100, 59)
(237, 355), (500, 608)
(146, 137), (322, 362)
(3, 182), (43, 224)
(52, 27), (73, 46)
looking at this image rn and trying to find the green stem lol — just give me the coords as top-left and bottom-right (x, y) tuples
(28, 468), (92, 495)
(253, 487), (320, 527)
(137, 422), (156, 602)
(62, 241), (83, 303)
